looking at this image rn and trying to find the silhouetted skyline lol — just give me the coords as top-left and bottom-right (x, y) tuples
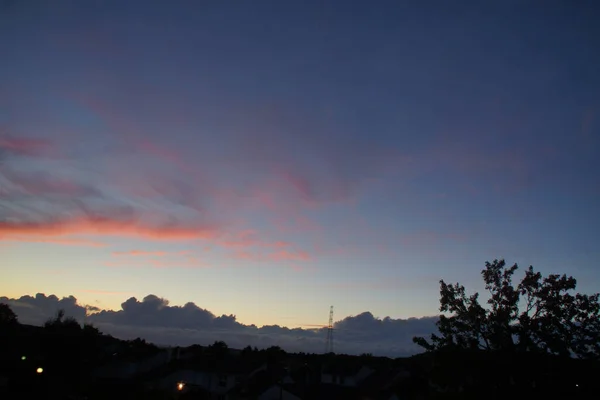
(2, 1), (600, 331)
(1, 293), (436, 357)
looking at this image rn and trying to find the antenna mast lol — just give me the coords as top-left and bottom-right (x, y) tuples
(325, 305), (334, 354)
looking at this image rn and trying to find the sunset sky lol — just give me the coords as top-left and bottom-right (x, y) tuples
(1, 0), (599, 335)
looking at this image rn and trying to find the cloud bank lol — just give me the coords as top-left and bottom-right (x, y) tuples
(1, 293), (437, 358)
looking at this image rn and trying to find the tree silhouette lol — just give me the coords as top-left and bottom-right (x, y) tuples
(414, 259), (600, 359)
(82, 322), (101, 336)
(263, 345), (286, 363)
(44, 309), (81, 334)
(0, 303), (18, 326)
(207, 340), (229, 360)
(241, 345), (255, 357)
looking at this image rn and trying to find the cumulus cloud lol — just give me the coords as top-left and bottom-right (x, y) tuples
(0, 293), (437, 357)
(0, 293), (87, 325)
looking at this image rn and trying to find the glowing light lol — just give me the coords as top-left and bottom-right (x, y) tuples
(21, 356), (26, 360)
(36, 367), (43, 374)
(177, 382), (184, 391)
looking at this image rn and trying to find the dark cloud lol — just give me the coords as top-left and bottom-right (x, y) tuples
(0, 293), (87, 325)
(1, 293), (437, 357)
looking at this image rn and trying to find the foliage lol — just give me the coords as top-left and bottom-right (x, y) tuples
(0, 303), (19, 326)
(207, 340), (229, 359)
(262, 345), (287, 362)
(43, 309), (103, 339)
(44, 309), (82, 333)
(209, 340), (229, 350)
(413, 259), (600, 359)
(83, 322), (102, 336)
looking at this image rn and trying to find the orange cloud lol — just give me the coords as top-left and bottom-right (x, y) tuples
(0, 218), (219, 241)
(1, 235), (105, 247)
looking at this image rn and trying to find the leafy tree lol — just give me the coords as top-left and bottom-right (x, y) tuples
(210, 340), (229, 350)
(82, 322), (102, 336)
(207, 340), (229, 360)
(0, 303), (18, 326)
(44, 309), (82, 333)
(263, 345), (286, 363)
(413, 259), (600, 359)
(241, 345), (255, 357)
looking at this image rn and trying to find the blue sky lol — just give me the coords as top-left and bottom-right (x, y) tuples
(1, 0), (599, 334)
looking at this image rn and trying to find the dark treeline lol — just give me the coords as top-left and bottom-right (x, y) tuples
(1, 259), (599, 399)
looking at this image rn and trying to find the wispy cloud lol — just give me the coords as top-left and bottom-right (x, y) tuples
(0, 218), (219, 241)
(0, 134), (53, 157)
(1, 167), (101, 197)
(104, 258), (209, 269)
(233, 248), (311, 263)
(1, 235), (105, 247)
(112, 250), (168, 257)
(218, 230), (291, 249)
(2, 92), (406, 263)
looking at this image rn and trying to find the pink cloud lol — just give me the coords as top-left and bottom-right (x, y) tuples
(69, 92), (201, 177)
(218, 230), (291, 249)
(5, 93), (392, 262)
(1, 235), (105, 247)
(146, 258), (209, 269)
(422, 136), (535, 193)
(105, 258), (209, 269)
(2, 168), (97, 197)
(276, 167), (363, 208)
(0, 135), (53, 157)
(0, 218), (219, 241)
(136, 138), (193, 173)
(112, 250), (168, 257)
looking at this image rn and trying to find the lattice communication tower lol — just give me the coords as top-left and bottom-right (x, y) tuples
(325, 305), (334, 354)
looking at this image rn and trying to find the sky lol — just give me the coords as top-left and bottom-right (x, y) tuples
(1, 1), (600, 355)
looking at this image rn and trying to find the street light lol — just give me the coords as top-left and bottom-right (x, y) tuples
(36, 367), (43, 374)
(177, 382), (185, 391)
